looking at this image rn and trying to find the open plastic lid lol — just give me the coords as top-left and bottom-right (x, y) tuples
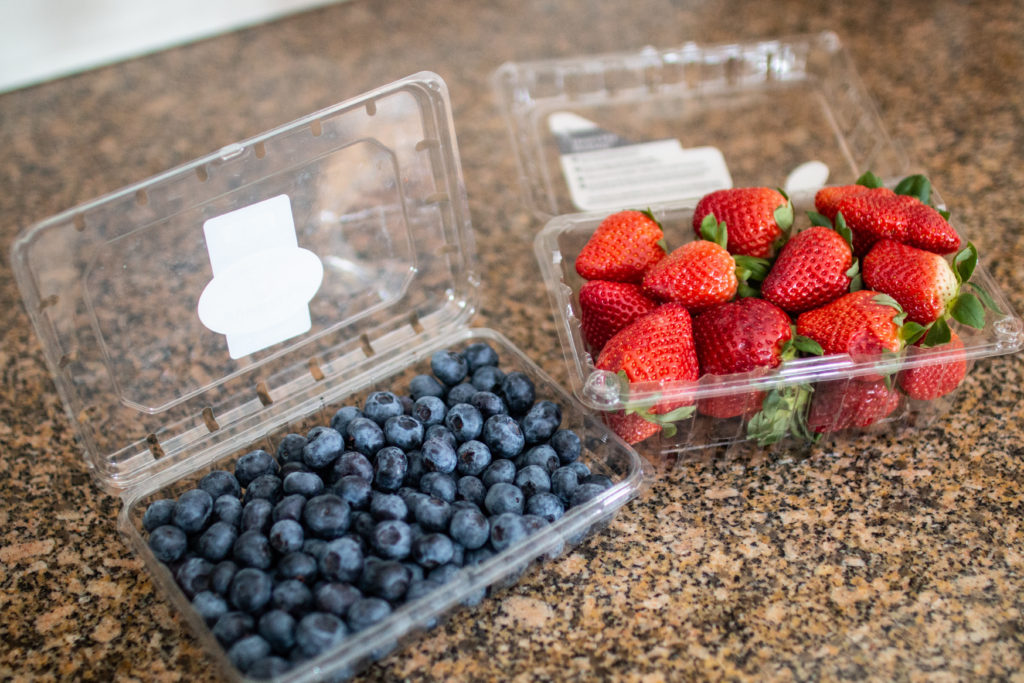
(11, 72), (478, 494)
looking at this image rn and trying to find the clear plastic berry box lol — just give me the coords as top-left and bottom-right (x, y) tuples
(10, 73), (647, 681)
(492, 33), (1024, 453)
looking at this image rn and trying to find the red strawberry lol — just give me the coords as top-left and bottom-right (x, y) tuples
(862, 239), (958, 325)
(641, 239), (737, 312)
(692, 187), (793, 258)
(596, 303), (699, 443)
(762, 225), (855, 313)
(578, 280), (659, 353)
(575, 209), (666, 283)
(814, 184), (869, 221)
(692, 298), (794, 418)
(796, 290), (907, 359)
(807, 379), (902, 433)
(603, 411), (662, 445)
(897, 330), (967, 400)
(837, 187), (960, 256)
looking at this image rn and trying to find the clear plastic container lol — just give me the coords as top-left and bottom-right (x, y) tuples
(492, 33), (1024, 453)
(11, 72), (647, 681)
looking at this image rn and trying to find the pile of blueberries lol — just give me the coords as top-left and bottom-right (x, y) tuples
(143, 342), (613, 678)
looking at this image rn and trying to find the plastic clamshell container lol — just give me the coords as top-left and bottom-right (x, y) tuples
(492, 33), (1024, 453)
(10, 72), (646, 681)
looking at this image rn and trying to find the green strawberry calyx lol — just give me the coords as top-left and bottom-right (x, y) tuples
(916, 242), (1003, 347)
(747, 383), (817, 446)
(699, 212), (728, 247)
(616, 370), (695, 438)
(637, 207), (671, 254)
(774, 189), (795, 237)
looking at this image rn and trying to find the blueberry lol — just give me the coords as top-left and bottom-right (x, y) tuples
(444, 403), (483, 442)
(521, 513), (549, 536)
(462, 342), (499, 371)
(500, 372), (536, 416)
(330, 451), (374, 484)
(519, 444), (559, 473)
(431, 350), (468, 386)
(294, 612), (348, 659)
(421, 437), (457, 474)
(172, 488), (214, 534)
(413, 496), (452, 532)
(209, 560), (238, 595)
(268, 519), (304, 555)
(235, 450), (279, 488)
(403, 558), (426, 583)
(484, 482), (525, 516)
(424, 424), (458, 449)
(243, 474), (283, 505)
(481, 459), (516, 487)
(403, 449), (426, 487)
(347, 417), (385, 457)
(229, 567), (273, 613)
(199, 470), (241, 500)
(276, 551), (319, 583)
(570, 482), (608, 507)
(482, 414), (525, 460)
(280, 461), (310, 479)
(412, 533), (454, 569)
(214, 494), (243, 527)
(465, 547), (495, 566)
(517, 465), (552, 498)
(280, 470), (322, 498)
(384, 414), (424, 451)
(315, 582), (362, 617)
(258, 609), (296, 654)
(445, 382), (477, 407)
(471, 366), (505, 393)
(319, 536), (363, 583)
(448, 508), (489, 550)
(228, 633), (271, 673)
(272, 494), (306, 523)
(276, 433), (308, 464)
(449, 542), (466, 567)
(351, 510), (376, 540)
(333, 475), (372, 509)
(149, 525), (188, 563)
(456, 476), (486, 508)
(526, 492), (565, 523)
(550, 466), (579, 504)
(212, 611), (255, 646)
(410, 374), (446, 400)
(371, 520), (412, 560)
(550, 429), (582, 464)
(412, 395), (447, 427)
(248, 657), (291, 678)
(363, 391), (405, 426)
(583, 473), (614, 489)
(489, 512), (528, 552)
(330, 406), (363, 436)
(469, 390), (507, 418)
(419, 472), (456, 503)
(346, 597), (392, 632)
(192, 590), (229, 625)
(455, 440), (491, 476)
(405, 578), (440, 603)
(303, 494), (351, 539)
(142, 498), (175, 532)
(361, 559), (411, 600)
(400, 489), (429, 519)
(568, 460), (591, 479)
(427, 563), (461, 585)
(175, 556), (213, 598)
(197, 521), (238, 562)
(373, 446), (407, 492)
(302, 427), (344, 469)
(370, 492), (407, 521)
(302, 538), (330, 562)
(272, 579), (313, 614)
(521, 400), (562, 444)
(233, 530), (272, 569)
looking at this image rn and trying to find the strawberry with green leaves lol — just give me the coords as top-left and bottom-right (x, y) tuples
(898, 329), (967, 400)
(761, 220), (857, 314)
(578, 280), (659, 353)
(692, 298), (822, 419)
(806, 379), (902, 433)
(575, 209), (666, 283)
(814, 184), (869, 221)
(692, 187), (794, 258)
(796, 289), (923, 365)
(596, 302), (699, 444)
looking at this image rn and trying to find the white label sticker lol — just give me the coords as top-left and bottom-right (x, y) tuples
(198, 194), (324, 359)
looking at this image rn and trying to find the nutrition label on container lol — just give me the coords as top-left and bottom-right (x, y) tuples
(549, 112), (733, 212)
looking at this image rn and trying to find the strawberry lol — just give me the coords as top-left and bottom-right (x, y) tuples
(814, 184), (869, 221)
(761, 225), (855, 313)
(603, 410), (662, 445)
(692, 298), (813, 419)
(796, 289), (914, 360)
(862, 239), (957, 325)
(578, 280), (659, 353)
(641, 239), (737, 312)
(596, 303), (699, 443)
(575, 209), (666, 283)
(836, 186), (960, 256)
(897, 330), (967, 400)
(806, 379), (902, 433)
(692, 187), (793, 258)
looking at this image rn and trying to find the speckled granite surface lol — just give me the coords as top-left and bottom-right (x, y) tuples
(2, 0), (1024, 680)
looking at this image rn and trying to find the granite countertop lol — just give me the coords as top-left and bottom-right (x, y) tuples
(2, 0), (1024, 680)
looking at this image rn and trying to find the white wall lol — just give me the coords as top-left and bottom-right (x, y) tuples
(0, 0), (345, 93)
